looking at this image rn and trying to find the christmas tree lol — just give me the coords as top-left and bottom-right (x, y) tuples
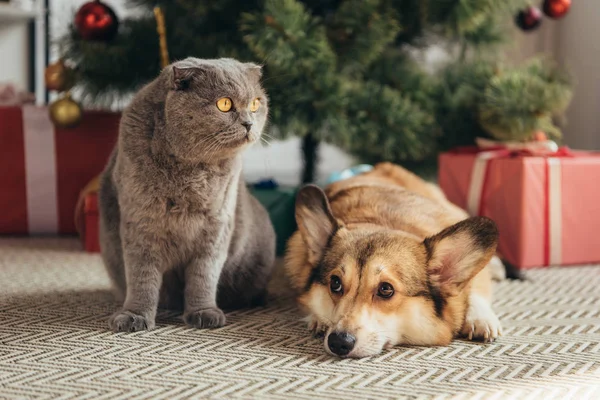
(65, 0), (573, 183)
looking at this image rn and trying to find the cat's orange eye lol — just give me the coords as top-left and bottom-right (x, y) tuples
(250, 98), (261, 112)
(216, 97), (233, 112)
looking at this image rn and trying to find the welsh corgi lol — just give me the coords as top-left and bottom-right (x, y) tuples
(285, 162), (503, 358)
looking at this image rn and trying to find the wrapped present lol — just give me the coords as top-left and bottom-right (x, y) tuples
(0, 105), (119, 234)
(77, 180), (297, 257)
(327, 164), (373, 184)
(438, 140), (600, 268)
(0, 83), (35, 106)
(80, 190), (101, 253)
(74, 176), (101, 252)
(249, 183), (297, 256)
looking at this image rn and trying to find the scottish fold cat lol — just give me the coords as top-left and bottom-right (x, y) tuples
(99, 57), (275, 332)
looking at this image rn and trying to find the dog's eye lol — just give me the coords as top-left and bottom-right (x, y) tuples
(330, 275), (343, 294)
(377, 282), (394, 298)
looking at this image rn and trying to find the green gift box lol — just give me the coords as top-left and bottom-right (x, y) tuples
(249, 186), (298, 257)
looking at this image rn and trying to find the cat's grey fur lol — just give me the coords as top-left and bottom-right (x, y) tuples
(99, 57), (276, 332)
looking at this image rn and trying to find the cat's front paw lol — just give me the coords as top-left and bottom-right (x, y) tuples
(184, 307), (226, 329)
(109, 310), (154, 332)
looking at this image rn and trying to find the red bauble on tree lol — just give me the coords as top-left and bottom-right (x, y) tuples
(515, 6), (543, 31)
(74, 0), (119, 42)
(543, 0), (571, 19)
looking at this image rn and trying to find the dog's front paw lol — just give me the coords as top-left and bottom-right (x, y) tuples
(461, 294), (502, 343)
(184, 307), (226, 329)
(488, 256), (506, 281)
(306, 315), (328, 338)
(109, 310), (154, 332)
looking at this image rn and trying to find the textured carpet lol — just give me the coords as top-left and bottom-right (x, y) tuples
(0, 238), (599, 400)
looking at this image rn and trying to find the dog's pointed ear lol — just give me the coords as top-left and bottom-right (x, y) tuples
(295, 185), (339, 265)
(171, 66), (197, 91)
(424, 217), (498, 297)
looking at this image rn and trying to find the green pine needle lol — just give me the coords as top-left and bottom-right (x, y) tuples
(62, 0), (573, 165)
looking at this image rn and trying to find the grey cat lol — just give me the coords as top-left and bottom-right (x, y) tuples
(99, 57), (276, 332)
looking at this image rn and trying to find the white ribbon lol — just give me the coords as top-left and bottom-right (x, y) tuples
(22, 105), (59, 234)
(547, 158), (562, 265)
(466, 145), (564, 265)
(467, 150), (504, 216)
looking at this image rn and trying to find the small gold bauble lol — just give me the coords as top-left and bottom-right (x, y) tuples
(49, 93), (83, 128)
(44, 59), (74, 92)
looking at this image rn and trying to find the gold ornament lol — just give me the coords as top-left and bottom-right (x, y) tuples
(153, 7), (170, 68)
(44, 59), (75, 92)
(49, 92), (83, 128)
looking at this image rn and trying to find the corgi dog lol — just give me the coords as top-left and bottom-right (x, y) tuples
(285, 163), (503, 358)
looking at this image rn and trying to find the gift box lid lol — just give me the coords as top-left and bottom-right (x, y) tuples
(249, 186), (298, 256)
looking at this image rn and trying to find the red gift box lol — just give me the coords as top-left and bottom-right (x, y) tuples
(81, 192), (100, 252)
(74, 177), (101, 253)
(0, 105), (119, 234)
(438, 145), (600, 269)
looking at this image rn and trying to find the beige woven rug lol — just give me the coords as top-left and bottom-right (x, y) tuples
(0, 238), (599, 399)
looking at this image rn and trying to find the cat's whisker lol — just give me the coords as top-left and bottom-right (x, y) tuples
(259, 73), (293, 85)
(199, 137), (220, 163)
(190, 134), (216, 153)
(259, 47), (279, 66)
(259, 134), (272, 143)
(204, 140), (222, 163)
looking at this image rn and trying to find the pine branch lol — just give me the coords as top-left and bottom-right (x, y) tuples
(341, 81), (439, 162)
(479, 64), (573, 141)
(328, 0), (400, 74)
(61, 0), (574, 168)
(432, 0), (529, 37)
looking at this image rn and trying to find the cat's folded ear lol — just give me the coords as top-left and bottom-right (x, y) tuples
(171, 66), (197, 91)
(244, 63), (263, 80)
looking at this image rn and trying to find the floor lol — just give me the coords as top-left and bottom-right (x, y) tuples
(0, 238), (599, 399)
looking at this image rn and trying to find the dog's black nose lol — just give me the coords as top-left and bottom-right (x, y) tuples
(327, 331), (356, 356)
(241, 121), (253, 132)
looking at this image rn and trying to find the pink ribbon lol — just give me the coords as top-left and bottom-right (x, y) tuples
(22, 105), (59, 234)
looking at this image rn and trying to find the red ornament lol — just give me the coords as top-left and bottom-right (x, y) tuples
(74, 0), (119, 42)
(543, 0), (571, 19)
(515, 6), (542, 31)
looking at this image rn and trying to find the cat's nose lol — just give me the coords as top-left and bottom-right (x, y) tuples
(241, 121), (253, 132)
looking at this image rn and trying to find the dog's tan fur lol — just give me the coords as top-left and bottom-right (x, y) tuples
(285, 163), (502, 358)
